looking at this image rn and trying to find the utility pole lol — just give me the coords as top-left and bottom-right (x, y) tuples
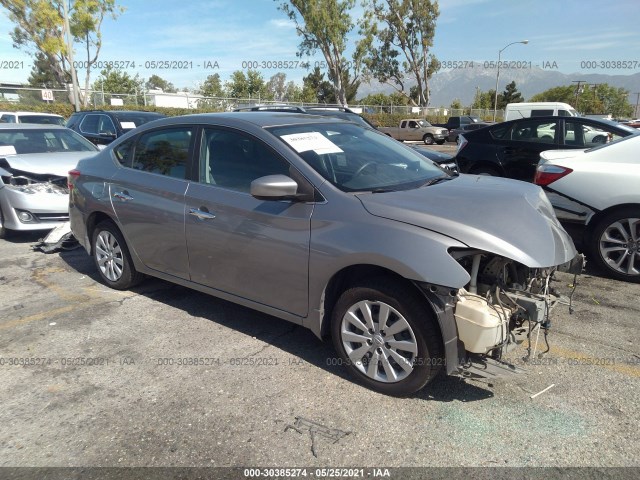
(633, 92), (640, 119)
(572, 80), (586, 111)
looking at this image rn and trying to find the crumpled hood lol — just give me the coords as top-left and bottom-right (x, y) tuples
(356, 174), (577, 268)
(0, 152), (97, 177)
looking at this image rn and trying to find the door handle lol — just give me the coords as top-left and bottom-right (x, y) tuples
(112, 191), (134, 201)
(189, 208), (216, 220)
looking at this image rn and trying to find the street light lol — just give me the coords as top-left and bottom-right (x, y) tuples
(493, 40), (528, 121)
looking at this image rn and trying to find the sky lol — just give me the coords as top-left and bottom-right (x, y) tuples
(0, 0), (639, 93)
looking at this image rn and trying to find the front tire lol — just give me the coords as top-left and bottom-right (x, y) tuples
(588, 208), (640, 282)
(423, 134), (435, 145)
(92, 220), (144, 289)
(0, 206), (7, 239)
(330, 279), (443, 396)
(436, 140), (446, 145)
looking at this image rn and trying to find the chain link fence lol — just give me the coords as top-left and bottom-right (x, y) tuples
(0, 85), (504, 120)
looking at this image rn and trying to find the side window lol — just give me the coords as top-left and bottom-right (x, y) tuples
(577, 122), (619, 147)
(199, 128), (290, 193)
(531, 109), (554, 117)
(131, 127), (193, 179)
(114, 138), (136, 167)
(400, 121), (407, 128)
(98, 115), (117, 135)
(489, 124), (510, 139)
(80, 114), (100, 134)
(1, 114), (16, 123)
(510, 119), (558, 143)
(408, 121), (417, 128)
(558, 109), (570, 116)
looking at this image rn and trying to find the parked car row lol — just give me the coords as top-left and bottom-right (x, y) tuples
(1, 105), (636, 398)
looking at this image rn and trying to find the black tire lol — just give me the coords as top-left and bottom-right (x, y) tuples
(470, 165), (500, 176)
(587, 208), (640, 283)
(0, 206), (7, 239)
(436, 140), (446, 145)
(92, 220), (144, 289)
(330, 278), (443, 396)
(423, 134), (435, 145)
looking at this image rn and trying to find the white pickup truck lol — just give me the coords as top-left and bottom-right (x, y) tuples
(378, 119), (449, 145)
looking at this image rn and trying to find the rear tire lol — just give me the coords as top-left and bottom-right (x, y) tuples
(588, 208), (640, 283)
(92, 220), (144, 289)
(0, 206), (8, 240)
(423, 134), (435, 145)
(330, 279), (443, 396)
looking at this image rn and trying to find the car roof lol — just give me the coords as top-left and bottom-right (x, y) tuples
(0, 123), (68, 130)
(0, 111), (64, 117)
(72, 110), (165, 116)
(142, 112), (351, 129)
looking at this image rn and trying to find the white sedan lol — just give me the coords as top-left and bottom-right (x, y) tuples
(535, 134), (640, 282)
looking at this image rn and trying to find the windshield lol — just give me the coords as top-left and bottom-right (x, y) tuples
(268, 122), (446, 192)
(18, 115), (65, 126)
(0, 128), (99, 154)
(417, 120), (432, 127)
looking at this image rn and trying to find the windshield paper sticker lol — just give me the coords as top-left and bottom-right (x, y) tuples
(281, 132), (343, 155)
(119, 121), (137, 129)
(0, 145), (17, 155)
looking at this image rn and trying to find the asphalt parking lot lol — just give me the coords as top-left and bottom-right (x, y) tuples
(0, 210), (638, 471)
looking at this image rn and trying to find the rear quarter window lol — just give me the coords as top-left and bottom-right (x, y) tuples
(489, 124), (510, 139)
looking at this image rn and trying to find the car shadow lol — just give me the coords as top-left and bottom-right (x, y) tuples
(55, 248), (493, 402)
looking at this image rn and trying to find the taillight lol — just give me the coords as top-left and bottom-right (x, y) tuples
(534, 164), (573, 186)
(456, 135), (468, 154)
(68, 169), (81, 190)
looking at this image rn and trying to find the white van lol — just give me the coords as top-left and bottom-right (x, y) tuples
(504, 102), (578, 121)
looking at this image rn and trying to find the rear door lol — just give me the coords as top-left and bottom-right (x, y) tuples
(498, 118), (560, 180)
(184, 127), (313, 316)
(79, 114), (118, 146)
(109, 125), (195, 279)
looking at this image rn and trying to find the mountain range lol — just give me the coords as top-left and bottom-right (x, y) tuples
(357, 66), (640, 108)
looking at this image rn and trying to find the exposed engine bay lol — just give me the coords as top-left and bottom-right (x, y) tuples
(0, 164), (68, 195)
(451, 251), (584, 377)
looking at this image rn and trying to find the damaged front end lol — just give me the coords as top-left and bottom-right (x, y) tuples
(446, 249), (584, 380)
(0, 161), (70, 230)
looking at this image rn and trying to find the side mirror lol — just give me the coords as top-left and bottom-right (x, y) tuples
(250, 175), (299, 201)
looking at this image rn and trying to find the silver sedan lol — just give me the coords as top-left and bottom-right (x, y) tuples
(0, 124), (99, 238)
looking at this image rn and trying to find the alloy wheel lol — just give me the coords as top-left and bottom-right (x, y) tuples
(599, 217), (640, 276)
(95, 230), (124, 281)
(340, 300), (418, 383)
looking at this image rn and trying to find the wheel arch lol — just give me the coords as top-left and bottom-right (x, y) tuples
(584, 203), (640, 239)
(316, 263), (446, 345)
(86, 211), (119, 255)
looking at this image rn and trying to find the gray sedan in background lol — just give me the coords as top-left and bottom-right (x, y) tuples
(69, 113), (582, 396)
(0, 124), (99, 238)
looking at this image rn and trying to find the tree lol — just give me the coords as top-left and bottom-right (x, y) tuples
(450, 98), (462, 110)
(225, 70), (267, 99)
(199, 73), (224, 97)
(0, 0), (123, 106)
(498, 81), (522, 109)
(28, 52), (69, 88)
(70, 0), (124, 105)
(361, 0), (440, 106)
(92, 66), (143, 104)
(276, 0), (361, 106)
(266, 73), (288, 101)
(145, 75), (176, 93)
(302, 67), (335, 103)
(471, 88), (495, 109)
(530, 83), (633, 118)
